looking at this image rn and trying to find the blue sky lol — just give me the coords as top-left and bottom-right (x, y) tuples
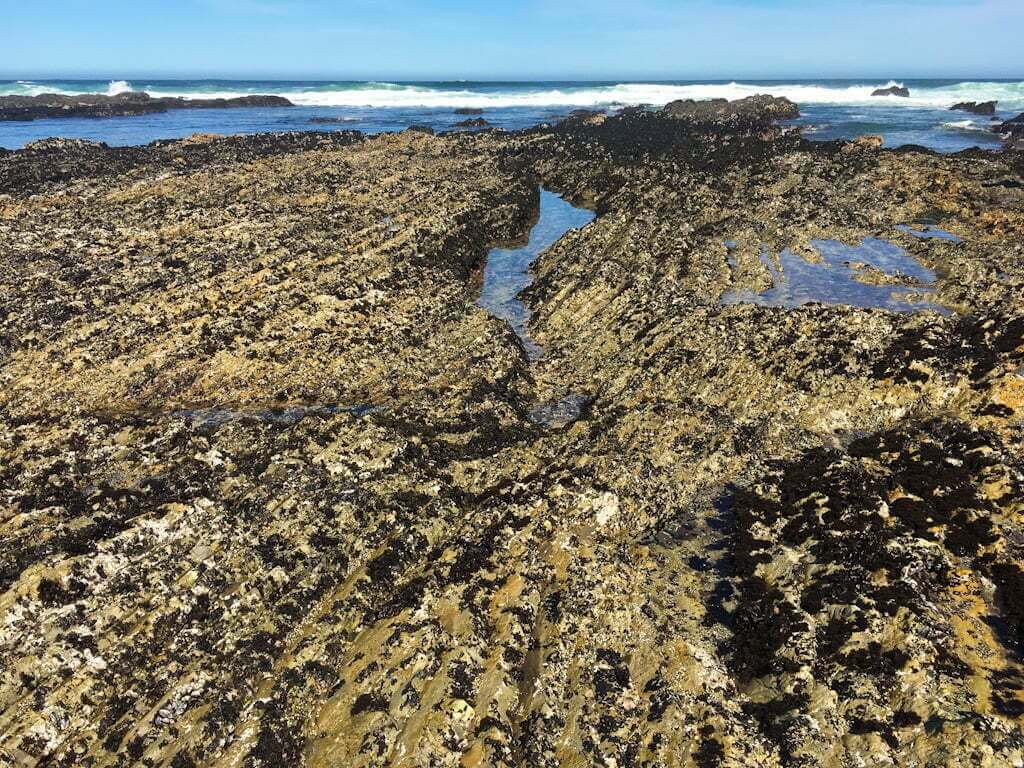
(2, 0), (1022, 80)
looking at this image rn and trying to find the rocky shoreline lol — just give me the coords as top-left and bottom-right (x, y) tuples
(0, 91), (293, 122)
(1, 98), (1022, 767)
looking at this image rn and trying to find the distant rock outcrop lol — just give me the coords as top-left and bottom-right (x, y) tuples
(0, 91), (293, 122)
(871, 85), (910, 97)
(454, 118), (490, 128)
(951, 101), (997, 116)
(454, 107), (484, 115)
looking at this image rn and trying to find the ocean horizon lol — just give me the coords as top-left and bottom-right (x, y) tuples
(2, 76), (1021, 152)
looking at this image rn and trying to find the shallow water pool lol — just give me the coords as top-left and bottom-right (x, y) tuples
(477, 188), (595, 359)
(722, 237), (950, 314)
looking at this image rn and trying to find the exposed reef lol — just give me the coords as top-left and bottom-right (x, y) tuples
(1, 97), (1022, 767)
(872, 85), (911, 97)
(0, 91), (293, 122)
(952, 100), (998, 116)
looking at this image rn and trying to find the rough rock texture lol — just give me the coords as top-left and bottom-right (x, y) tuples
(0, 91), (293, 122)
(663, 95), (799, 124)
(1, 98), (1023, 767)
(454, 118), (491, 128)
(872, 86), (911, 98)
(997, 113), (1024, 150)
(952, 101), (998, 116)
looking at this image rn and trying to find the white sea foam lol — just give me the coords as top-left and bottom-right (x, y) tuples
(6, 81), (51, 96)
(2, 79), (1023, 111)
(105, 80), (133, 96)
(940, 119), (993, 133)
(148, 80), (1024, 110)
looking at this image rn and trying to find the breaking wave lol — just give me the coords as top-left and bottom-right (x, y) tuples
(941, 119), (996, 134)
(105, 80), (133, 96)
(1, 79), (1023, 111)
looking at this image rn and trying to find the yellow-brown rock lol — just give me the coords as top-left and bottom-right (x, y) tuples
(1, 106), (1022, 767)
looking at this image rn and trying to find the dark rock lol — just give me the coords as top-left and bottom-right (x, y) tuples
(454, 118), (490, 128)
(951, 101), (997, 116)
(0, 91), (293, 122)
(662, 95), (800, 124)
(454, 108), (484, 115)
(405, 125), (435, 135)
(995, 112), (1024, 149)
(871, 85), (910, 98)
(527, 393), (590, 429)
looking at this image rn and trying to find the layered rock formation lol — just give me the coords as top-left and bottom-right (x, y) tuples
(1, 99), (1022, 767)
(0, 91), (293, 122)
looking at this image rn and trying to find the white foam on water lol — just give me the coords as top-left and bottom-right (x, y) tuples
(940, 119), (993, 133)
(140, 79), (1024, 110)
(4, 81), (57, 96)
(1, 79), (1023, 111)
(105, 80), (133, 96)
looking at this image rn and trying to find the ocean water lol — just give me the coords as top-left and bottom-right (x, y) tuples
(1, 78), (1021, 152)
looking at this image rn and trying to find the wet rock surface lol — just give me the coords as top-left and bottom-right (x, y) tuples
(663, 95), (800, 124)
(952, 101), (998, 116)
(0, 91), (293, 122)
(1, 98), (1023, 766)
(872, 86), (911, 98)
(997, 113), (1024, 150)
(720, 236), (952, 314)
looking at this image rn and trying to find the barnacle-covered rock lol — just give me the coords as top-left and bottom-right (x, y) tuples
(1, 99), (1023, 766)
